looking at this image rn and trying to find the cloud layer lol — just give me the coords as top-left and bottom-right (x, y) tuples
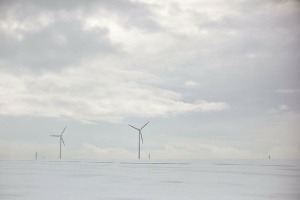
(0, 0), (299, 159)
(0, 66), (229, 123)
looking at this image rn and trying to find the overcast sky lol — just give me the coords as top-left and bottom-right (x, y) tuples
(0, 0), (299, 160)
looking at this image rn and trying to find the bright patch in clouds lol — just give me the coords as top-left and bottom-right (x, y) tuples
(0, 67), (228, 123)
(0, 0), (299, 160)
(184, 80), (200, 88)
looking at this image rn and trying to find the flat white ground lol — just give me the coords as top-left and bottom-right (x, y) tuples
(0, 160), (299, 200)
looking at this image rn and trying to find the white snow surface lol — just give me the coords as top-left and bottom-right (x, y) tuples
(0, 160), (299, 200)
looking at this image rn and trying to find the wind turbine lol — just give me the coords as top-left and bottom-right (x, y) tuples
(50, 126), (67, 159)
(128, 122), (149, 159)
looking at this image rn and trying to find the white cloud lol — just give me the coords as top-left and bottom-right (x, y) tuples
(0, 67), (229, 123)
(184, 80), (200, 88)
(0, 12), (55, 41)
(0, 139), (281, 160)
(0, 140), (57, 160)
(1, 110), (299, 160)
(66, 143), (136, 160)
(150, 138), (261, 159)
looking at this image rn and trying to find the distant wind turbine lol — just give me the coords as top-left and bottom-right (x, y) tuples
(128, 122), (149, 159)
(50, 126), (67, 159)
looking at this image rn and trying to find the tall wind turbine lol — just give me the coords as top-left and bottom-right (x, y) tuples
(128, 122), (149, 159)
(50, 126), (67, 159)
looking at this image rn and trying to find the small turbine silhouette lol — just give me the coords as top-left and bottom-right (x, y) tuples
(50, 126), (67, 159)
(128, 122), (149, 159)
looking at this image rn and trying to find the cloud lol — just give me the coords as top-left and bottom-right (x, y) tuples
(69, 143), (136, 159)
(150, 139), (262, 159)
(0, 0), (163, 73)
(184, 80), (200, 88)
(0, 67), (229, 123)
(267, 104), (290, 114)
(1, 107), (299, 160)
(0, 0), (299, 161)
(1, 139), (292, 160)
(0, 139), (134, 160)
(0, 15), (118, 72)
(276, 89), (300, 94)
(0, 139), (58, 160)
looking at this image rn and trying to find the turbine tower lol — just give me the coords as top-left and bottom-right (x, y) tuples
(50, 126), (67, 159)
(128, 122), (149, 159)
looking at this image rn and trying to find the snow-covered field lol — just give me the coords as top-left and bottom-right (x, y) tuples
(0, 160), (299, 200)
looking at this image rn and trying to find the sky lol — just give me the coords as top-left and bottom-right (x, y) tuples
(0, 0), (299, 160)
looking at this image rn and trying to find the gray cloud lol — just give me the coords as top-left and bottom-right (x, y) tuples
(0, 7), (119, 72)
(1, 20), (116, 72)
(0, 0), (162, 73)
(0, 0), (299, 159)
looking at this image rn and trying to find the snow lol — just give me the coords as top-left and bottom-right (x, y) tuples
(0, 160), (299, 200)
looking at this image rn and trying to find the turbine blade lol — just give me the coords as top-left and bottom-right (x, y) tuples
(128, 124), (139, 131)
(140, 122), (149, 130)
(50, 135), (60, 137)
(61, 125), (67, 136)
(61, 137), (65, 146)
(140, 133), (143, 144)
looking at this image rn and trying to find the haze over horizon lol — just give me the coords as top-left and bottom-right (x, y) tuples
(0, 0), (299, 160)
